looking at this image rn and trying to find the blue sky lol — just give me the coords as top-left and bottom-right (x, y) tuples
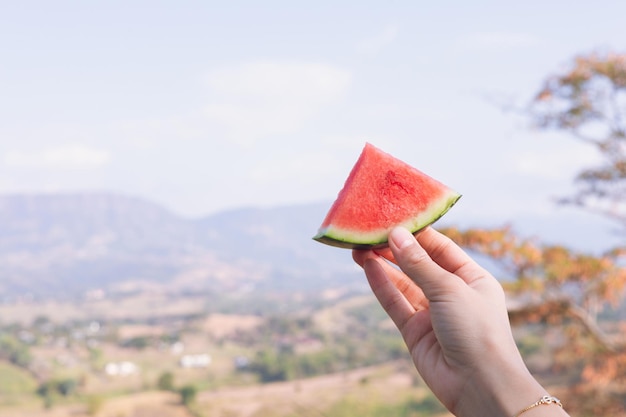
(2, 1), (626, 247)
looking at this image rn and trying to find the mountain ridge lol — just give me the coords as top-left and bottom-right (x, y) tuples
(0, 192), (359, 299)
(0, 192), (620, 300)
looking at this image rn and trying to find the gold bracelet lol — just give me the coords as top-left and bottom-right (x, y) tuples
(514, 395), (563, 417)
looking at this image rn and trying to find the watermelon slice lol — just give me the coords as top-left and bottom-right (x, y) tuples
(313, 143), (461, 249)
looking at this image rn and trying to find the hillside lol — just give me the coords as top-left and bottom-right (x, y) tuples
(0, 192), (623, 417)
(0, 193), (361, 300)
(0, 191), (621, 302)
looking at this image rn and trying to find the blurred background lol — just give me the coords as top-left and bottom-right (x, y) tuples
(1, 1), (626, 416)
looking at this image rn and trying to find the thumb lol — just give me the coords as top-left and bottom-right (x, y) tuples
(388, 227), (463, 301)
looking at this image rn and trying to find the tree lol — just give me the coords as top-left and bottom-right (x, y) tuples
(0, 334), (32, 367)
(440, 51), (626, 415)
(441, 223), (626, 414)
(179, 384), (197, 406)
(442, 226), (626, 347)
(528, 52), (626, 225)
(156, 371), (175, 391)
(57, 378), (78, 396)
(247, 348), (292, 382)
(36, 380), (57, 408)
(35, 377), (79, 408)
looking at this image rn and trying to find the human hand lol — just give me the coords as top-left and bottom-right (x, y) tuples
(353, 227), (568, 417)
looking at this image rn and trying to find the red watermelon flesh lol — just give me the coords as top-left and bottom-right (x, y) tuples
(313, 143), (461, 249)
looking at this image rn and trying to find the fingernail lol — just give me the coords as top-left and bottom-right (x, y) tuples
(389, 227), (414, 249)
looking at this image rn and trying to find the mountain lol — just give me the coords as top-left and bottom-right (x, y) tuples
(0, 192), (621, 301)
(0, 193), (361, 300)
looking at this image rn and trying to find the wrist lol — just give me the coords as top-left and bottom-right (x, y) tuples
(453, 357), (547, 417)
(513, 395), (563, 417)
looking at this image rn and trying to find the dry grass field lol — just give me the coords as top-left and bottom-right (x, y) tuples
(0, 291), (457, 417)
(0, 363), (452, 417)
(196, 363), (442, 417)
(0, 391), (193, 417)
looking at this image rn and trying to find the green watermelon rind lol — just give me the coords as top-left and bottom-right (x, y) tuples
(313, 191), (461, 249)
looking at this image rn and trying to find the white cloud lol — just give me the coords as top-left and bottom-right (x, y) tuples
(204, 61), (352, 145)
(458, 32), (540, 50)
(356, 24), (399, 55)
(4, 144), (111, 170)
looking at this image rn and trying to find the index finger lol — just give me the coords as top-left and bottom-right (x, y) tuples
(415, 227), (488, 286)
(416, 228), (472, 271)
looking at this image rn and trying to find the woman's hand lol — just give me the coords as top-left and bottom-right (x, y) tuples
(353, 227), (568, 417)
